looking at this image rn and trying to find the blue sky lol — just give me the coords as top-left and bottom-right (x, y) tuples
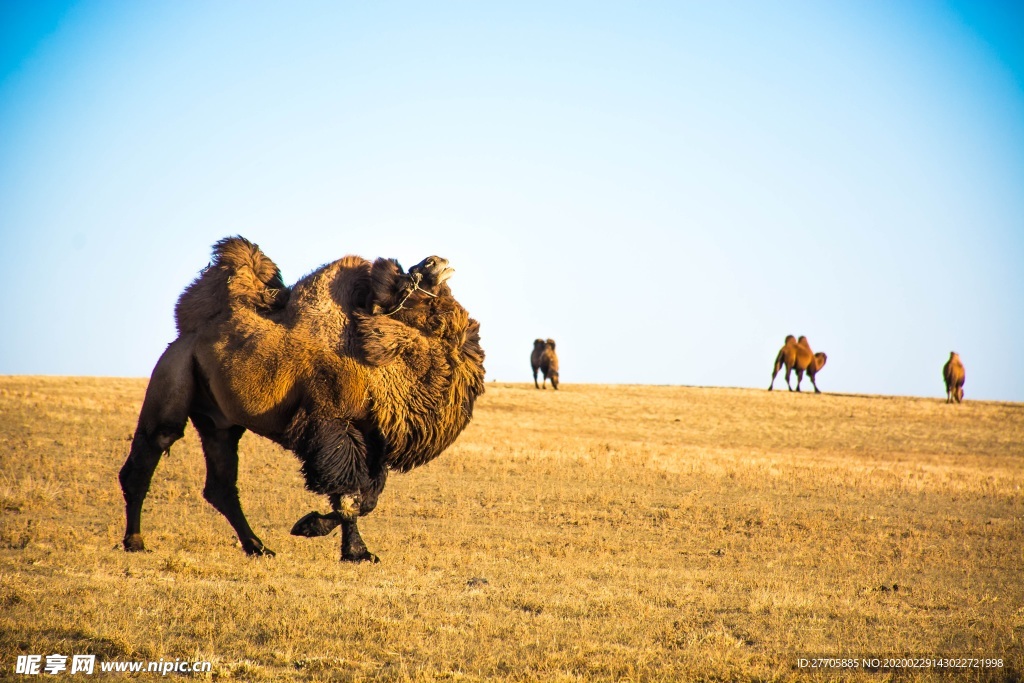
(1, 1), (1022, 400)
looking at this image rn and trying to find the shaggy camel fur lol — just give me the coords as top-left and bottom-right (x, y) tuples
(531, 338), (559, 390)
(943, 351), (965, 404)
(119, 237), (485, 562)
(768, 335), (827, 393)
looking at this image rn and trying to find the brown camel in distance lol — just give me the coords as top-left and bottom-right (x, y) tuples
(768, 334), (827, 393)
(531, 338), (559, 389)
(943, 351), (965, 403)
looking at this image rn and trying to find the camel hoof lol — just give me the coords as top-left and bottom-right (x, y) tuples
(291, 512), (340, 537)
(244, 542), (276, 557)
(341, 551), (380, 564)
(123, 534), (146, 552)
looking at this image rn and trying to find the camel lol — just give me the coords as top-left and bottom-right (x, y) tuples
(530, 339), (544, 387)
(531, 338), (559, 390)
(768, 335), (827, 393)
(119, 237), (485, 562)
(943, 352), (965, 404)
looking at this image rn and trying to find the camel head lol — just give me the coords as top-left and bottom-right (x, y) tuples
(408, 255), (454, 294)
(369, 256), (454, 316)
(814, 352), (827, 371)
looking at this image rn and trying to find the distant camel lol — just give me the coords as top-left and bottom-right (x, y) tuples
(943, 352), (965, 404)
(531, 338), (560, 390)
(768, 335), (827, 393)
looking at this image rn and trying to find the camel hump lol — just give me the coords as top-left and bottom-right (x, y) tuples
(944, 352), (965, 381)
(175, 236), (289, 334)
(212, 236), (286, 290)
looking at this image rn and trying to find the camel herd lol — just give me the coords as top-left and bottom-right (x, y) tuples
(531, 335), (966, 403)
(122, 238), (972, 566)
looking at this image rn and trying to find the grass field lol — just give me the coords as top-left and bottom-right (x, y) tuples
(1, 376), (1022, 681)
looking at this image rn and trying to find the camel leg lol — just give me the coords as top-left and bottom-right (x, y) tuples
(191, 413), (274, 557)
(120, 427), (183, 552)
(533, 367), (540, 389)
(290, 464), (386, 540)
(119, 338), (194, 552)
(784, 366), (794, 391)
(293, 466), (386, 562)
(340, 515), (378, 563)
(297, 493), (379, 562)
(291, 507), (343, 537)
(808, 371), (821, 394)
(289, 418), (383, 562)
(794, 368), (804, 392)
(769, 362), (782, 391)
(358, 464), (388, 516)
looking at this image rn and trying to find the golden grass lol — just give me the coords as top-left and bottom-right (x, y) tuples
(0, 376), (1021, 681)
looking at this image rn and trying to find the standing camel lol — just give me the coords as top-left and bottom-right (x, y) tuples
(943, 352), (965, 403)
(531, 338), (560, 390)
(768, 335), (827, 393)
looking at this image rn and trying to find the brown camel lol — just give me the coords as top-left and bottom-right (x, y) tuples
(119, 237), (485, 562)
(768, 334), (827, 393)
(531, 338), (559, 389)
(943, 352), (965, 404)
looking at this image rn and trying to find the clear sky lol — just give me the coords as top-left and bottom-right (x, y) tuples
(2, 1), (1022, 401)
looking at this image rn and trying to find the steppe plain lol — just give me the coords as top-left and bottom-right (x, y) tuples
(1, 376), (1021, 681)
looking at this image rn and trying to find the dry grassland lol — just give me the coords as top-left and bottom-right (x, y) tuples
(1, 376), (1022, 681)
